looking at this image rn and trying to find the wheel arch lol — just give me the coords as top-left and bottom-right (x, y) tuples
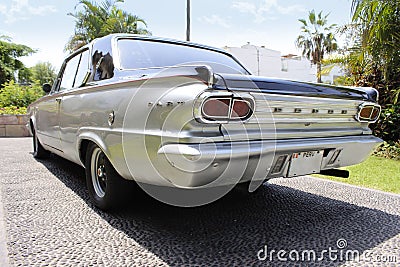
(77, 131), (131, 181)
(77, 133), (111, 167)
(29, 117), (36, 135)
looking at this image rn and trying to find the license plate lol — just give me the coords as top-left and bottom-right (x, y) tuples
(287, 150), (323, 177)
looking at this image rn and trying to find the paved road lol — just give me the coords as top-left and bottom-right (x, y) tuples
(0, 138), (399, 266)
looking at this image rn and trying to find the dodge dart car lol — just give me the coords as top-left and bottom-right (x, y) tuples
(28, 34), (382, 210)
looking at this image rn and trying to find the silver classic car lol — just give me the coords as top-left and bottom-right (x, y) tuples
(28, 34), (382, 209)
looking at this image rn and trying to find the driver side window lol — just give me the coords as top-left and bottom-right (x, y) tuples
(58, 49), (90, 92)
(59, 54), (80, 91)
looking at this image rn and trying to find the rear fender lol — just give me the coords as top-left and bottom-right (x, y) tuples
(77, 131), (110, 166)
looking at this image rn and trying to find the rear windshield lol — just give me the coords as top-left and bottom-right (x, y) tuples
(117, 39), (248, 75)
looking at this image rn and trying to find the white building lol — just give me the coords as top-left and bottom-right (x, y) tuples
(225, 43), (284, 78)
(224, 43), (341, 83)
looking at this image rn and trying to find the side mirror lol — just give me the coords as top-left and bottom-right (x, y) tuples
(42, 83), (52, 93)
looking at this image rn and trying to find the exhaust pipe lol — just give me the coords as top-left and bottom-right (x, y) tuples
(320, 169), (350, 178)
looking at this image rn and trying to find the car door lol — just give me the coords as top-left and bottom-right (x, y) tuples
(38, 52), (82, 152)
(58, 49), (91, 160)
(34, 89), (62, 151)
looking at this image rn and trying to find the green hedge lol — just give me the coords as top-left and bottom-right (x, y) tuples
(0, 80), (44, 114)
(0, 106), (27, 115)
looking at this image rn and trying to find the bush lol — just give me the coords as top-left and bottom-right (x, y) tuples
(0, 80), (44, 112)
(372, 103), (400, 142)
(0, 106), (27, 115)
(374, 141), (400, 161)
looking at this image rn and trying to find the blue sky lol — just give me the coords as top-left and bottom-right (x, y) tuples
(0, 0), (353, 69)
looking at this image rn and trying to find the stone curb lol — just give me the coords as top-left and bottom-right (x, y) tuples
(0, 115), (31, 137)
(308, 176), (400, 198)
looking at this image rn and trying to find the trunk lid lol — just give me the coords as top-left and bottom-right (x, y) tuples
(213, 74), (377, 102)
(208, 73), (376, 141)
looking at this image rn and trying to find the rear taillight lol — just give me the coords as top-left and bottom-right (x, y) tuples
(231, 99), (252, 118)
(356, 103), (381, 122)
(202, 98), (231, 118)
(200, 95), (254, 122)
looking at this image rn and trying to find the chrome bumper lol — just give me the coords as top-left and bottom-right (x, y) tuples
(156, 135), (382, 188)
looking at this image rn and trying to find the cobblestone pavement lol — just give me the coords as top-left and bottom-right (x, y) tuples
(0, 138), (399, 266)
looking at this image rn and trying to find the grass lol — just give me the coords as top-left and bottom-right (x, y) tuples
(315, 156), (400, 194)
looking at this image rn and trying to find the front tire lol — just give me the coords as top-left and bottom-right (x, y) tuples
(32, 126), (50, 159)
(85, 143), (128, 210)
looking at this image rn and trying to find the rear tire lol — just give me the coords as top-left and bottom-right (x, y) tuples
(85, 143), (129, 210)
(32, 126), (50, 159)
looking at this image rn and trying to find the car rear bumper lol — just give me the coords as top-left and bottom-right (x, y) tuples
(156, 135), (382, 188)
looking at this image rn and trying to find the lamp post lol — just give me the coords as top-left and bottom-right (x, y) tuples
(186, 0), (191, 41)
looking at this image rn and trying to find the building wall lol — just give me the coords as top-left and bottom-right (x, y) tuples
(280, 57), (316, 82)
(225, 43), (340, 83)
(227, 44), (282, 78)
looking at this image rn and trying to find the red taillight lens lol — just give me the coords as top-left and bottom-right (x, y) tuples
(202, 98), (231, 118)
(371, 107), (380, 121)
(200, 96), (254, 121)
(357, 104), (381, 122)
(359, 106), (374, 119)
(231, 99), (251, 118)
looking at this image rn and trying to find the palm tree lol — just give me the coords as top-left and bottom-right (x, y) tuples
(351, 0), (400, 81)
(296, 10), (338, 83)
(105, 7), (150, 35)
(66, 0), (150, 52)
(348, 0), (400, 141)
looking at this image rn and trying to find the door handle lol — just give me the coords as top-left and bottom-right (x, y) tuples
(55, 97), (62, 103)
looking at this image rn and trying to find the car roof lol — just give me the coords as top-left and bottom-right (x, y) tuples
(90, 33), (230, 55)
(62, 33), (249, 75)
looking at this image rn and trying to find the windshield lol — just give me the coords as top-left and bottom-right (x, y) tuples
(117, 39), (249, 75)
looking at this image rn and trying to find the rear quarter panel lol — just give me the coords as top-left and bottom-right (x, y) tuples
(60, 75), (210, 182)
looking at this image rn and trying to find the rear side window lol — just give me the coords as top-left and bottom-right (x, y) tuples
(91, 37), (115, 81)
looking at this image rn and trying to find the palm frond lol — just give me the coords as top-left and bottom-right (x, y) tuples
(65, 0), (150, 52)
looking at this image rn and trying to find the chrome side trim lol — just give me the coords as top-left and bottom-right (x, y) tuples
(249, 93), (381, 124)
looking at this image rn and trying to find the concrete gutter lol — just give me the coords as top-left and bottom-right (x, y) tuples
(0, 184), (10, 267)
(309, 176), (400, 198)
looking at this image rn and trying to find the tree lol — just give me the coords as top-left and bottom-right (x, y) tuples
(17, 67), (33, 84)
(346, 0), (400, 141)
(296, 10), (338, 83)
(66, 0), (150, 52)
(29, 62), (57, 85)
(0, 36), (36, 87)
(350, 0), (400, 99)
(16, 62), (57, 85)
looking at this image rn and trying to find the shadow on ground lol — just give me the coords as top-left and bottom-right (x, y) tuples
(39, 154), (400, 266)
